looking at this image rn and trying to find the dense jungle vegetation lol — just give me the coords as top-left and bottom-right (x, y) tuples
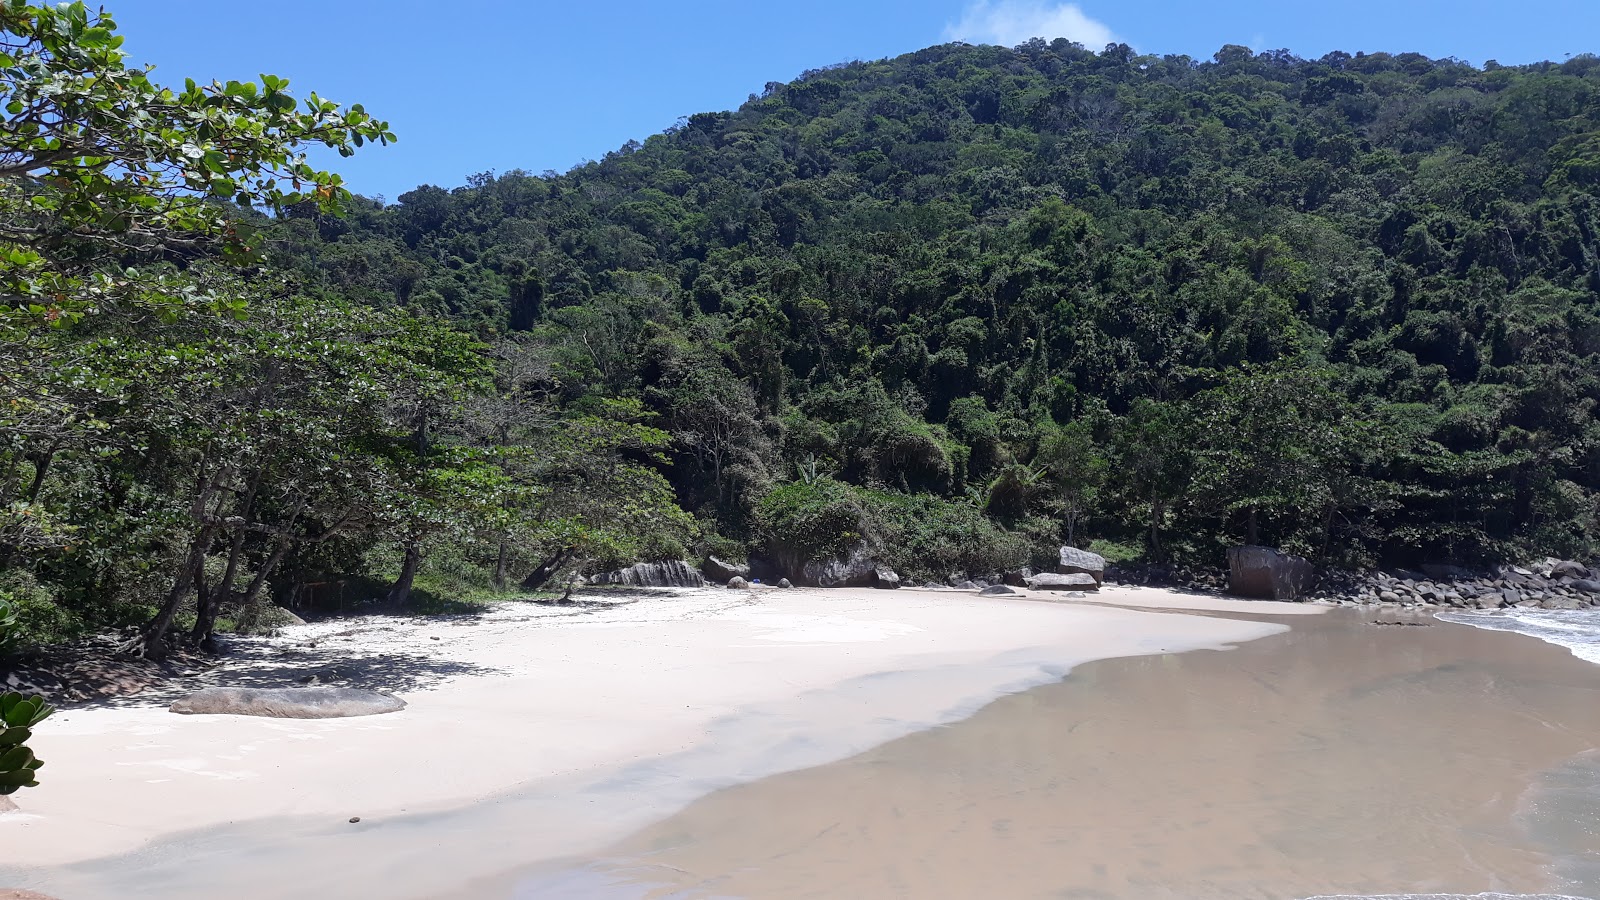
(5, 1), (1600, 653)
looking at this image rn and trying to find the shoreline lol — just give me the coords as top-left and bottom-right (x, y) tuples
(0, 585), (1291, 898)
(522, 606), (1600, 900)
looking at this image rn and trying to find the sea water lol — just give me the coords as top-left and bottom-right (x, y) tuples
(1406, 609), (1600, 900)
(1437, 609), (1600, 666)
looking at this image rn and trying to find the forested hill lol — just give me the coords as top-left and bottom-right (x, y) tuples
(272, 40), (1600, 571)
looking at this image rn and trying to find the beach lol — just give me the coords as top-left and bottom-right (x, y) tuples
(0, 585), (1289, 899)
(526, 604), (1600, 900)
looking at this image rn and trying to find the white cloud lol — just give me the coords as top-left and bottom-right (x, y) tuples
(943, 1), (1117, 49)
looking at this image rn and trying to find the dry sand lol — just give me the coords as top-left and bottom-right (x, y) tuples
(531, 607), (1600, 900)
(0, 584), (1287, 899)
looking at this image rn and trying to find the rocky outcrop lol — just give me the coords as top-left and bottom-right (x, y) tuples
(800, 548), (878, 588)
(1057, 546), (1107, 584)
(979, 584), (1018, 597)
(587, 561), (705, 588)
(170, 686), (405, 719)
(701, 556), (751, 584)
(1026, 572), (1099, 591)
(872, 566), (901, 589)
(1227, 545), (1315, 601)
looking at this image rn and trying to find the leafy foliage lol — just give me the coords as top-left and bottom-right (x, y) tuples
(270, 40), (1600, 569)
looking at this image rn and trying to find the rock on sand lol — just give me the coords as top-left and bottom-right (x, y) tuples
(170, 686), (405, 719)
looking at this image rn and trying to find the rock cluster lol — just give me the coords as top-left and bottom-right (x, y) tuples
(1329, 561), (1600, 610)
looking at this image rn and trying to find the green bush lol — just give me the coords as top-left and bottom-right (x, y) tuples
(0, 691), (54, 796)
(754, 479), (1033, 581)
(0, 572), (83, 653)
(753, 478), (870, 574)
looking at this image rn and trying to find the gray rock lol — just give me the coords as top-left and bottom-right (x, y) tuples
(955, 580), (980, 590)
(1543, 596), (1582, 610)
(777, 578), (794, 589)
(1378, 590), (1400, 603)
(979, 584), (1018, 597)
(801, 548), (878, 588)
(1057, 546), (1107, 584)
(1227, 546), (1315, 601)
(701, 555), (751, 584)
(1553, 561), (1590, 580)
(872, 566), (901, 589)
(1572, 579), (1600, 594)
(588, 561), (705, 588)
(727, 576), (749, 589)
(1026, 572), (1100, 592)
(170, 686), (405, 719)
(1502, 588), (1522, 606)
(1002, 567), (1034, 587)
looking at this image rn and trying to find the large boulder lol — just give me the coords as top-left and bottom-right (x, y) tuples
(872, 566), (901, 589)
(1026, 572), (1099, 592)
(1552, 560), (1590, 580)
(170, 686), (405, 719)
(800, 548), (878, 588)
(1002, 567), (1034, 587)
(1057, 546), (1107, 584)
(1227, 546), (1315, 601)
(587, 561), (705, 588)
(701, 555), (751, 584)
(1572, 579), (1600, 595)
(727, 576), (749, 590)
(979, 584), (1018, 597)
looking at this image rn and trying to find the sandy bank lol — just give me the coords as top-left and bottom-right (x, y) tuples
(0, 584), (1284, 898)
(545, 608), (1600, 900)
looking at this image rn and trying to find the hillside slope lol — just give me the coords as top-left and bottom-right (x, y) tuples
(276, 40), (1600, 568)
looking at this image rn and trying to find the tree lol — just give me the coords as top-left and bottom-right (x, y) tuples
(1034, 420), (1109, 545)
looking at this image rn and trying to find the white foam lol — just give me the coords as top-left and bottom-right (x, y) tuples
(1436, 608), (1600, 666)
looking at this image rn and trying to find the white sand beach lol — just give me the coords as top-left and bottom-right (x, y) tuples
(0, 584), (1291, 899)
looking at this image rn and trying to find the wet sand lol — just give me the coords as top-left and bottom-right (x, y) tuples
(523, 609), (1600, 900)
(0, 586), (1285, 899)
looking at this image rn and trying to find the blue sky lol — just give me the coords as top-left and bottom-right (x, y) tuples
(110, 0), (1599, 201)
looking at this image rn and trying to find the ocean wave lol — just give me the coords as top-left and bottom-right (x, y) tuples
(1435, 608), (1600, 665)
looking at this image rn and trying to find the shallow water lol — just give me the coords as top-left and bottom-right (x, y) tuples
(517, 609), (1600, 900)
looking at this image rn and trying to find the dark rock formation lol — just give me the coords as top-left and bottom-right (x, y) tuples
(872, 566), (900, 589)
(1026, 572), (1099, 591)
(1057, 546), (1107, 584)
(1227, 546), (1315, 601)
(979, 584), (1018, 597)
(801, 548), (878, 588)
(702, 556), (751, 584)
(1002, 567), (1034, 587)
(777, 578), (794, 588)
(170, 686), (405, 719)
(1552, 560), (1590, 579)
(587, 561), (705, 588)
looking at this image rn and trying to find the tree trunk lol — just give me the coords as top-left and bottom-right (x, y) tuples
(1247, 506), (1259, 545)
(493, 539), (510, 591)
(520, 548), (573, 591)
(237, 540), (294, 631)
(191, 474), (262, 647)
(387, 542), (423, 607)
(133, 526), (218, 657)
